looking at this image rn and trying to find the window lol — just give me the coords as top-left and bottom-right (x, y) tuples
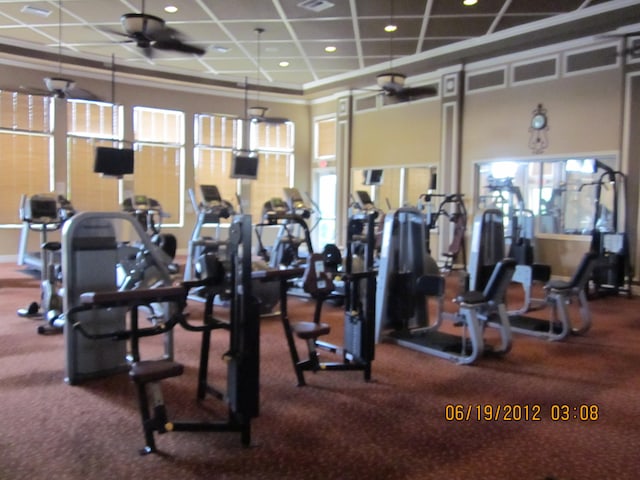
(133, 106), (184, 226)
(67, 100), (124, 211)
(0, 91), (51, 225)
(193, 114), (240, 206)
(475, 155), (617, 237)
(315, 118), (336, 160)
(248, 121), (294, 221)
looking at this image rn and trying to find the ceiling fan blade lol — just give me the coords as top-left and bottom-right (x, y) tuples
(151, 26), (205, 56)
(402, 85), (438, 98)
(153, 40), (206, 55)
(384, 85), (438, 103)
(253, 116), (290, 125)
(66, 87), (103, 102)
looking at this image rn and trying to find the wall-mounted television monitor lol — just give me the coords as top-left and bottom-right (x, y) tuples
(94, 147), (134, 177)
(363, 169), (383, 186)
(231, 152), (259, 180)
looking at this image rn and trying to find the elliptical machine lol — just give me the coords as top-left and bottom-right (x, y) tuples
(122, 195), (179, 274)
(255, 190), (314, 269)
(183, 185), (234, 283)
(17, 193), (75, 334)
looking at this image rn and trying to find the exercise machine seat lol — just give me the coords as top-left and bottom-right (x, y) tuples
(456, 258), (517, 307)
(130, 360), (184, 385)
(293, 252), (335, 341)
(545, 251), (599, 293)
(456, 290), (486, 305)
(292, 321), (331, 340)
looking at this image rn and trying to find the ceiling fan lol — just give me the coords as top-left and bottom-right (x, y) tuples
(4, 0), (99, 100)
(375, 73), (438, 102)
(246, 28), (290, 125)
(364, 0), (438, 103)
(102, 0), (205, 58)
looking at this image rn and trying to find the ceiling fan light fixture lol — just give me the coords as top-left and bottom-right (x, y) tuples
(44, 76), (75, 95)
(248, 106), (268, 118)
(121, 13), (165, 36)
(377, 72), (406, 91)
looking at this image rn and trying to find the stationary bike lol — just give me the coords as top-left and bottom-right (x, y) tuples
(17, 193), (75, 334)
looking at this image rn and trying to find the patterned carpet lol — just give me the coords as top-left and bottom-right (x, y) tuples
(1, 262), (640, 480)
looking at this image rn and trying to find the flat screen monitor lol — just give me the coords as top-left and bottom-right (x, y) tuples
(355, 190), (374, 209)
(94, 147), (134, 177)
(364, 169), (383, 186)
(231, 153), (259, 180)
(200, 185), (222, 203)
(29, 195), (59, 220)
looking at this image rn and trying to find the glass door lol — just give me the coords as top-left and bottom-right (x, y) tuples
(312, 168), (337, 249)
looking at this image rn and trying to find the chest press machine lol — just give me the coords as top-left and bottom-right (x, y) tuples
(66, 214), (260, 455)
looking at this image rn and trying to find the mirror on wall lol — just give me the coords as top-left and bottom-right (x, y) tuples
(475, 155), (617, 237)
(350, 165), (438, 211)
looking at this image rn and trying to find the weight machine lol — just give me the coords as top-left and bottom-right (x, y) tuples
(375, 207), (515, 364)
(481, 178), (551, 314)
(587, 165), (632, 297)
(276, 208), (378, 386)
(62, 211), (174, 385)
(469, 208), (599, 342)
(418, 193), (468, 272)
(68, 215), (260, 455)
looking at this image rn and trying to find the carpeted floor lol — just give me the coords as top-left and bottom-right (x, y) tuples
(1, 262), (640, 480)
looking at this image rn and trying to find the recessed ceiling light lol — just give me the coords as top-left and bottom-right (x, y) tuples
(164, 5), (178, 13)
(211, 45), (230, 53)
(325, 46), (337, 53)
(463, 0), (478, 6)
(279, 61), (290, 67)
(384, 24), (397, 33)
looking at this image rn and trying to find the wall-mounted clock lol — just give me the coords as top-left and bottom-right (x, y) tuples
(529, 103), (549, 153)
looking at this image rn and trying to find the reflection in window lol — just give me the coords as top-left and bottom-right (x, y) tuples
(351, 166), (437, 211)
(475, 156), (616, 236)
